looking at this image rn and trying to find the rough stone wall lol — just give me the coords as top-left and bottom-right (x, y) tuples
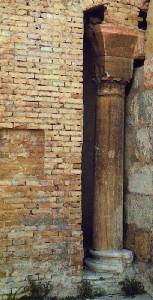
(0, 0), (84, 297)
(125, 0), (153, 289)
(125, 66), (153, 261)
(125, 0), (153, 264)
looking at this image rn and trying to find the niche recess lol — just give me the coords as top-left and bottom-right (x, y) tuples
(0, 129), (44, 230)
(82, 5), (105, 256)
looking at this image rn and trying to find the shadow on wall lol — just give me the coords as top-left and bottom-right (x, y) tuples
(82, 33), (96, 255)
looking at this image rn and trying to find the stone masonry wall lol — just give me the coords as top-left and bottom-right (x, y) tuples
(125, 0), (153, 264)
(125, 66), (153, 261)
(124, 0), (153, 289)
(0, 0), (151, 297)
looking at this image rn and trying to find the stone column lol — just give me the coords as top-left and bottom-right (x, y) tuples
(93, 81), (125, 252)
(86, 23), (139, 273)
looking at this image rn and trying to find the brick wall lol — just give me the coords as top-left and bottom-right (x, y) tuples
(82, 0), (148, 26)
(0, 0), (151, 297)
(0, 0), (84, 297)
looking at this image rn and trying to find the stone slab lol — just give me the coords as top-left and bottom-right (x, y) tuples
(93, 295), (153, 300)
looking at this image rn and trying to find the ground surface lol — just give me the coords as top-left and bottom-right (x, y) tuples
(95, 295), (153, 300)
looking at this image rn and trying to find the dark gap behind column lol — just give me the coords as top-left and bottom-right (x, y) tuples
(82, 5), (104, 259)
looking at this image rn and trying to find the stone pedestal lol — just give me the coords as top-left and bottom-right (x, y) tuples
(86, 23), (139, 273)
(86, 249), (133, 274)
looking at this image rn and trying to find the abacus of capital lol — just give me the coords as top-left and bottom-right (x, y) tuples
(86, 23), (139, 274)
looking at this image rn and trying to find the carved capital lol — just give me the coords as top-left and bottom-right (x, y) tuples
(89, 23), (139, 84)
(97, 80), (125, 97)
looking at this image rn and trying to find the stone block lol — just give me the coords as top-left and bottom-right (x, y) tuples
(136, 128), (153, 162)
(125, 224), (151, 261)
(125, 193), (153, 231)
(128, 166), (153, 195)
(125, 223), (137, 250)
(125, 126), (153, 164)
(126, 89), (153, 127)
(134, 30), (145, 59)
(126, 92), (140, 126)
(138, 90), (153, 125)
(132, 66), (144, 90)
(135, 231), (151, 260)
(144, 57), (153, 89)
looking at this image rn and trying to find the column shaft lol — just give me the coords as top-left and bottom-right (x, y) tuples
(93, 81), (125, 251)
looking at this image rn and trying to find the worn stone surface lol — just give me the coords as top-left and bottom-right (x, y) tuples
(125, 27), (153, 276)
(84, 268), (135, 296)
(144, 0), (153, 88)
(135, 232), (151, 260)
(136, 263), (153, 298)
(126, 194), (153, 231)
(127, 166), (153, 195)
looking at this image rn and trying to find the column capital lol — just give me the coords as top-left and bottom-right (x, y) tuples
(97, 79), (125, 97)
(89, 23), (139, 84)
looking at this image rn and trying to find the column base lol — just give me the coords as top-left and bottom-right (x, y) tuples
(86, 249), (133, 274)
